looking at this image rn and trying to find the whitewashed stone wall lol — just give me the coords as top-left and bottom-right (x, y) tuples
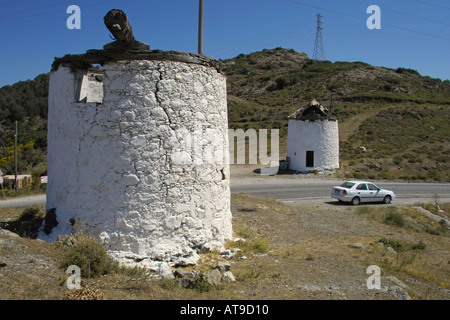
(286, 120), (339, 172)
(43, 59), (232, 267)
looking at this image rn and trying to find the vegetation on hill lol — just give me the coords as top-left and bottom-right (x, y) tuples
(0, 74), (48, 188)
(223, 47), (450, 181)
(0, 47), (449, 182)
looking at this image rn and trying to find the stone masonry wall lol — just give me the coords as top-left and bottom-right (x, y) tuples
(44, 59), (232, 268)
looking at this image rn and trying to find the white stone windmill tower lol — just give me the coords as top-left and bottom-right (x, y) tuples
(286, 100), (339, 173)
(41, 10), (232, 268)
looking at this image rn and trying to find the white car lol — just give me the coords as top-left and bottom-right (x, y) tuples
(331, 181), (396, 205)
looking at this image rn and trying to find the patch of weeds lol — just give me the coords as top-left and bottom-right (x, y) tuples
(60, 233), (120, 279)
(411, 240), (427, 251)
(233, 224), (271, 254)
(19, 206), (40, 221)
(272, 272), (281, 278)
(384, 208), (405, 227)
(378, 237), (426, 253)
(192, 278), (214, 293)
(160, 279), (177, 291)
(237, 269), (261, 281)
(377, 237), (427, 275)
(115, 265), (147, 278)
(355, 206), (373, 215)
(250, 238), (270, 253)
(235, 225), (253, 240)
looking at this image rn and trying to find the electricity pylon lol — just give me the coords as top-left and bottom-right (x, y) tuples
(313, 13), (325, 60)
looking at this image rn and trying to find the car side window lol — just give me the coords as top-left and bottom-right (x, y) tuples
(368, 184), (379, 191)
(356, 183), (368, 190)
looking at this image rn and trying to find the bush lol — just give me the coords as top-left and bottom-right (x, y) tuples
(60, 233), (119, 279)
(384, 209), (405, 227)
(250, 238), (270, 253)
(19, 206), (40, 221)
(379, 237), (427, 253)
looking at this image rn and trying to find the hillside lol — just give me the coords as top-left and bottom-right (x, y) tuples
(0, 74), (48, 189)
(223, 48), (450, 182)
(0, 47), (449, 183)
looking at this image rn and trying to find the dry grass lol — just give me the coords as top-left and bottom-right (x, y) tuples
(0, 196), (449, 300)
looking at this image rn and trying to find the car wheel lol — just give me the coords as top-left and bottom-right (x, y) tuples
(351, 197), (360, 206)
(383, 195), (392, 204)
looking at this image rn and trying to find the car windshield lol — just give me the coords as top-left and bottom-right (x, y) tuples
(340, 182), (355, 189)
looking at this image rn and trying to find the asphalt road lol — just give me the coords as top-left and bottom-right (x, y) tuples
(0, 194), (46, 208)
(0, 179), (449, 208)
(230, 179), (450, 203)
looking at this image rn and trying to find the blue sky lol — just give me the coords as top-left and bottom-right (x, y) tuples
(0, 0), (449, 87)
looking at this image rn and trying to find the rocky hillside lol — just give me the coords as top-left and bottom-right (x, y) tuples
(223, 48), (450, 182)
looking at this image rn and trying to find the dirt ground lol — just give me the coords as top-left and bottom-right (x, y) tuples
(0, 167), (449, 300)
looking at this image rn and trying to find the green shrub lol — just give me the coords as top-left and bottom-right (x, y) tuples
(411, 240), (427, 251)
(384, 209), (405, 227)
(250, 238), (270, 253)
(378, 237), (427, 253)
(19, 206), (40, 221)
(193, 278), (214, 293)
(60, 233), (119, 278)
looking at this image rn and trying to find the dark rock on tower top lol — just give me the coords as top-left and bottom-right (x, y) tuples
(103, 9), (150, 51)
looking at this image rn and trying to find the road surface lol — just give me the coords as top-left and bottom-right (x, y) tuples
(231, 179), (450, 203)
(0, 195), (46, 208)
(0, 176), (449, 208)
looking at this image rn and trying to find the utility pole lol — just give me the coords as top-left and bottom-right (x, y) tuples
(313, 13), (325, 60)
(14, 120), (18, 192)
(198, 0), (203, 55)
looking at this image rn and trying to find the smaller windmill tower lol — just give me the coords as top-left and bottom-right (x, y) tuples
(287, 100), (339, 173)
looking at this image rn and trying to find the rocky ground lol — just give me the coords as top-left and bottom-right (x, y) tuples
(0, 170), (449, 300)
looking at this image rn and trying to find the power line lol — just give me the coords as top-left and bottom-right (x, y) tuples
(290, 0), (450, 42)
(411, 0), (450, 11)
(347, 0), (450, 27)
(207, 20), (316, 58)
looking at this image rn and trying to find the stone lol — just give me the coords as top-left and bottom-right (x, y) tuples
(158, 262), (174, 279)
(381, 284), (412, 300)
(386, 246), (397, 254)
(174, 269), (198, 288)
(214, 261), (231, 273)
(221, 271), (236, 283)
(121, 174), (140, 186)
(174, 252), (200, 267)
(205, 269), (222, 287)
(348, 243), (366, 251)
